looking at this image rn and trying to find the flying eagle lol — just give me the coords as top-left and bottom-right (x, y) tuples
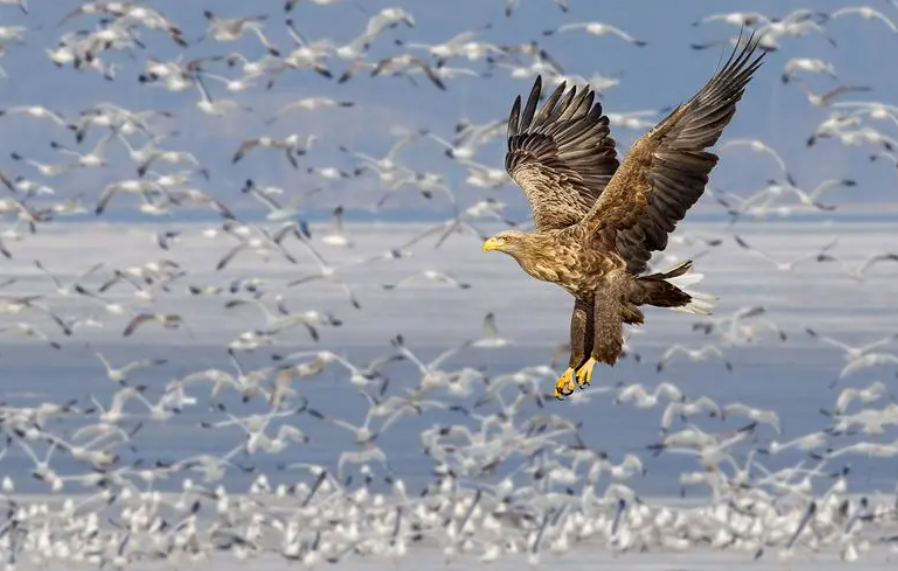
(482, 34), (765, 400)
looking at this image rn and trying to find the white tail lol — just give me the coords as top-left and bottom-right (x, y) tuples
(660, 261), (719, 316)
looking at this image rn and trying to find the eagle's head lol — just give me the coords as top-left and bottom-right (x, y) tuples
(482, 230), (530, 255)
(482, 230), (554, 264)
(483, 230), (562, 283)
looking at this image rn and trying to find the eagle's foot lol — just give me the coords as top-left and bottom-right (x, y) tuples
(576, 358), (596, 388)
(554, 368), (576, 401)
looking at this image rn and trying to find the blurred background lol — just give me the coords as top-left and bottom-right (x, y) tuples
(0, 0), (896, 564)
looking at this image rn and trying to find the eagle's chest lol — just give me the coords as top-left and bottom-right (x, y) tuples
(517, 238), (623, 296)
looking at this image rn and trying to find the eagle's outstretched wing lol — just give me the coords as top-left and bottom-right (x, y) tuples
(583, 32), (765, 275)
(504, 76), (620, 232)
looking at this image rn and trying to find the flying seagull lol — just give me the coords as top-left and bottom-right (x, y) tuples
(482, 32), (765, 400)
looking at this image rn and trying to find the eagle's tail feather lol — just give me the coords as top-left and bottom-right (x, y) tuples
(640, 260), (718, 316)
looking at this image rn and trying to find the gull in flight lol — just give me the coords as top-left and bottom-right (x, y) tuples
(286, 236), (400, 308)
(49, 132), (116, 168)
(656, 344), (732, 373)
(831, 381), (890, 415)
(781, 57), (837, 83)
(215, 221), (303, 270)
(505, 0), (568, 18)
(543, 21), (646, 46)
(772, 177), (856, 209)
(0, 105), (67, 126)
(243, 181), (320, 222)
(201, 11), (279, 54)
(122, 312), (185, 337)
(225, 297), (333, 341)
(265, 97), (355, 124)
(34, 260), (103, 297)
(194, 74), (252, 117)
(718, 138), (795, 185)
(382, 269), (471, 290)
(232, 134), (313, 168)
(829, 6), (898, 34)
(692, 12), (773, 28)
(825, 353), (898, 388)
(795, 80), (871, 107)
(806, 327), (898, 361)
(734, 235), (838, 272)
(815, 251), (898, 282)
(318, 206), (353, 248)
(471, 313), (512, 349)
(0, 322), (63, 349)
(614, 382), (684, 408)
(94, 351), (167, 384)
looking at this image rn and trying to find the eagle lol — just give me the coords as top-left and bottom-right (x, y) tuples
(482, 34), (765, 400)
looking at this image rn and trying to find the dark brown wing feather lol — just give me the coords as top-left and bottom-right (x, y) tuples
(583, 32), (765, 275)
(504, 76), (620, 232)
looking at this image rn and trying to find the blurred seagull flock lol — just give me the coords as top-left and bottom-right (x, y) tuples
(0, 0), (897, 569)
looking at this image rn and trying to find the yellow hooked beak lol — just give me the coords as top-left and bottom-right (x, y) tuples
(482, 236), (503, 252)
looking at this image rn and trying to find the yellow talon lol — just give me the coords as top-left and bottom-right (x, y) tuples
(576, 358), (596, 388)
(554, 368), (576, 400)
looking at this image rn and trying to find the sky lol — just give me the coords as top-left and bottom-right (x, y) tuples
(1, 0), (897, 226)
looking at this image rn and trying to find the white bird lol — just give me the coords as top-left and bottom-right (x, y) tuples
(340, 131), (419, 176)
(781, 57), (837, 83)
(829, 6), (898, 33)
(471, 313), (512, 348)
(805, 327), (898, 361)
(34, 260), (103, 297)
(721, 402), (781, 433)
(614, 382), (684, 408)
(382, 269), (471, 290)
(391, 335), (473, 390)
(718, 138), (794, 184)
(778, 178), (856, 208)
(839, 353), (898, 379)
(232, 134), (311, 168)
(815, 251), (898, 281)
(543, 21), (646, 46)
(265, 97), (355, 123)
(286, 236), (391, 309)
(90, 386), (147, 425)
(243, 181), (319, 222)
(0, 322), (62, 349)
(225, 297), (332, 339)
(202, 11), (277, 50)
(660, 397), (721, 432)
(94, 352), (167, 384)
(505, 0), (568, 18)
(194, 75), (251, 117)
(656, 344), (732, 372)
(319, 206), (353, 248)
(692, 12), (772, 28)
(734, 235), (838, 272)
(0, 105), (67, 126)
(826, 442), (898, 460)
(396, 25), (492, 63)
(833, 381), (890, 414)
(758, 431), (829, 455)
(122, 312), (185, 337)
(796, 81), (872, 107)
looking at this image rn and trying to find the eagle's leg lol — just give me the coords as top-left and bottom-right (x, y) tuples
(556, 298), (594, 399)
(576, 292), (624, 387)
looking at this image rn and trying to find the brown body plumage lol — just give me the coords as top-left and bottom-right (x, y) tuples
(482, 33), (766, 399)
